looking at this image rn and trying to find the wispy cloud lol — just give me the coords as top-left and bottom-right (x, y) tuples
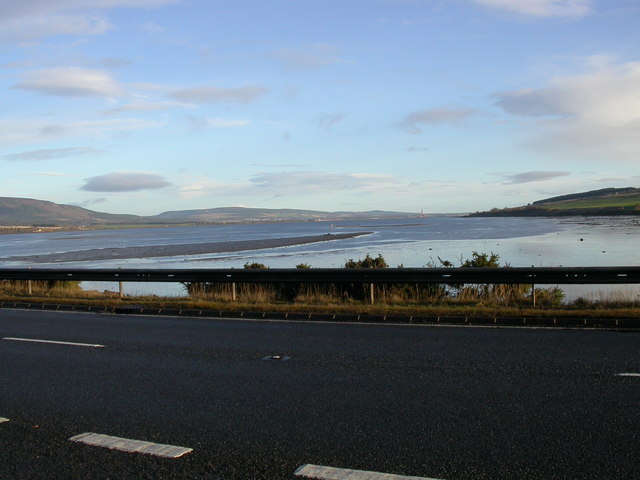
(1, 147), (100, 162)
(399, 107), (476, 134)
(13, 67), (124, 98)
(0, 0), (176, 42)
(186, 116), (251, 130)
(15, 171), (73, 177)
(0, 117), (161, 147)
(169, 85), (269, 104)
(71, 198), (108, 208)
(502, 170), (571, 184)
(472, 0), (593, 18)
(316, 113), (346, 130)
(250, 171), (403, 194)
(81, 172), (171, 192)
(275, 44), (344, 72)
(103, 101), (190, 115)
(178, 171), (407, 199)
(406, 146), (430, 152)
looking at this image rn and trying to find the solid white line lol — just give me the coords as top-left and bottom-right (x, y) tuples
(3, 337), (105, 348)
(294, 464), (443, 480)
(615, 373), (640, 377)
(69, 432), (192, 458)
(0, 417), (8, 424)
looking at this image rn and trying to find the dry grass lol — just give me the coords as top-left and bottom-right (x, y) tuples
(2, 284), (640, 319)
(0, 279), (85, 297)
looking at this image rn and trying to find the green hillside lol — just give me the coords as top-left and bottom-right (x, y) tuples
(469, 187), (640, 217)
(537, 192), (640, 210)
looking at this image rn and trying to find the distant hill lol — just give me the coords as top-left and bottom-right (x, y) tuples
(152, 207), (414, 223)
(468, 187), (640, 217)
(0, 197), (142, 226)
(0, 197), (417, 228)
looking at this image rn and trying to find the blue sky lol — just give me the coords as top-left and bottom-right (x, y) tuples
(1, 0), (639, 215)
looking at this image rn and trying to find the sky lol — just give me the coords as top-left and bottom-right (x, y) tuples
(1, 0), (639, 215)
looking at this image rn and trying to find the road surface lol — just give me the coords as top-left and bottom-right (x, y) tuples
(0, 308), (638, 479)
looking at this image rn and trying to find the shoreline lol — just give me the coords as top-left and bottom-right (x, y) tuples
(1, 232), (371, 264)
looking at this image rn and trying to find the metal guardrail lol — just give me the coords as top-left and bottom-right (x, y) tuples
(2, 266), (639, 306)
(0, 266), (639, 284)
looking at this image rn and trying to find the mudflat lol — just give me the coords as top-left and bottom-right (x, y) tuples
(2, 232), (370, 264)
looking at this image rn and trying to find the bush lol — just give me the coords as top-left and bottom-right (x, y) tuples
(344, 254), (388, 269)
(534, 287), (565, 307)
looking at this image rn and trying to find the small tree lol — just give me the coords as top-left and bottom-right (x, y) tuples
(461, 251), (501, 268)
(344, 254), (388, 269)
(243, 262), (268, 269)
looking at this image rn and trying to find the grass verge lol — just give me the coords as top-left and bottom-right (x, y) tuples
(2, 290), (640, 320)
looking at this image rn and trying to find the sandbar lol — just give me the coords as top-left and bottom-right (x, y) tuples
(3, 232), (371, 264)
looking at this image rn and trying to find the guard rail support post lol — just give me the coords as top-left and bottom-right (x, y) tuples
(532, 284), (536, 307)
(370, 283), (375, 305)
(28, 280), (32, 295)
(232, 282), (237, 302)
(119, 281), (124, 299)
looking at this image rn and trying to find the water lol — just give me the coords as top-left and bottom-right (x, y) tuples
(1, 216), (639, 300)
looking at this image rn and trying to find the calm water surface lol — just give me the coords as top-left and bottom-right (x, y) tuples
(1, 216), (639, 300)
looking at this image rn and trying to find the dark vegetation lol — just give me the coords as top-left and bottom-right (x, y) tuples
(181, 253), (565, 308)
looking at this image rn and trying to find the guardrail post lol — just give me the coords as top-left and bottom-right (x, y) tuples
(531, 284), (536, 307)
(27, 280), (32, 295)
(370, 283), (375, 305)
(232, 282), (237, 302)
(119, 281), (124, 299)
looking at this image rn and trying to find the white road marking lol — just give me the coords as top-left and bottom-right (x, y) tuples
(294, 464), (443, 480)
(3, 337), (105, 348)
(0, 417), (8, 424)
(615, 373), (640, 377)
(69, 432), (192, 458)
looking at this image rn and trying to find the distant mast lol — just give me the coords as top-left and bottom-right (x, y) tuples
(419, 209), (427, 218)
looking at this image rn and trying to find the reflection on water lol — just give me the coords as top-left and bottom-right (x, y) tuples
(2, 216), (639, 301)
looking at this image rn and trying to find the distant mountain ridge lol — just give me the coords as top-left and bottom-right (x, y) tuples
(469, 187), (640, 217)
(0, 197), (416, 227)
(0, 197), (141, 226)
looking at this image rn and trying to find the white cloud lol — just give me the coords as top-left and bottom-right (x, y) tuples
(494, 59), (640, 161)
(82, 171), (171, 192)
(399, 107), (476, 134)
(0, 0), (176, 42)
(472, 0), (593, 18)
(14, 67), (124, 98)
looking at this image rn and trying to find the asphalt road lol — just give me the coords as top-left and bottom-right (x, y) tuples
(0, 308), (638, 480)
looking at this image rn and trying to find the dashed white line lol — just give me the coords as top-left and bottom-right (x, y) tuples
(3, 337), (105, 348)
(294, 464), (443, 480)
(69, 432), (192, 458)
(615, 373), (640, 377)
(0, 417), (8, 424)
